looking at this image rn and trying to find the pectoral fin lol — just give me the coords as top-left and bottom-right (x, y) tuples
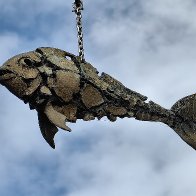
(38, 111), (58, 149)
(44, 102), (71, 132)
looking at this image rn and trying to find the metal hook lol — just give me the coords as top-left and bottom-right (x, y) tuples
(73, 0), (83, 10)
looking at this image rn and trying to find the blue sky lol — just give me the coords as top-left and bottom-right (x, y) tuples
(1, 0), (196, 195)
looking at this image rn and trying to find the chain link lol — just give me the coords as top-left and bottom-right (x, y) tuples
(73, 0), (85, 62)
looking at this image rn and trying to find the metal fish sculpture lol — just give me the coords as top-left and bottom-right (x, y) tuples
(0, 47), (196, 150)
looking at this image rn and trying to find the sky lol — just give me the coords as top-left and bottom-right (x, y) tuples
(1, 0), (196, 195)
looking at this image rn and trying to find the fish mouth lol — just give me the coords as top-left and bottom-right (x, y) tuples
(0, 66), (15, 81)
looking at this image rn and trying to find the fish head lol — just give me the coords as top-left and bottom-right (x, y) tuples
(0, 51), (41, 99)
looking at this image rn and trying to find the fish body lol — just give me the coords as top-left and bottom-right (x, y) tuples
(1, 47), (196, 150)
(0, 47), (147, 148)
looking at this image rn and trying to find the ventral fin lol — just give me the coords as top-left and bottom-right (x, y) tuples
(38, 111), (58, 149)
(44, 102), (71, 132)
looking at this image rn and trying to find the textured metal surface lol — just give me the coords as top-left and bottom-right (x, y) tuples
(171, 94), (196, 122)
(0, 47), (196, 150)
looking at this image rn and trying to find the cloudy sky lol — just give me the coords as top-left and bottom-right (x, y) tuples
(1, 0), (196, 195)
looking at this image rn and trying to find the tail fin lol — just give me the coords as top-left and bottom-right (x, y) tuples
(171, 94), (196, 122)
(169, 94), (196, 150)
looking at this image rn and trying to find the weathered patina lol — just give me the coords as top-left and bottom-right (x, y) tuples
(0, 47), (196, 150)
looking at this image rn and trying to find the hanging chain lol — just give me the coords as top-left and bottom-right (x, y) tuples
(73, 0), (85, 62)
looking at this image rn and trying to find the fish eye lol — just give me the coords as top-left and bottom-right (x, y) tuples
(24, 58), (32, 66)
(19, 57), (34, 67)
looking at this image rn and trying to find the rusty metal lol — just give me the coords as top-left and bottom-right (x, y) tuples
(1, 47), (196, 150)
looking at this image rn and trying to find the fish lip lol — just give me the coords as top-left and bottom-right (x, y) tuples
(0, 66), (15, 81)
